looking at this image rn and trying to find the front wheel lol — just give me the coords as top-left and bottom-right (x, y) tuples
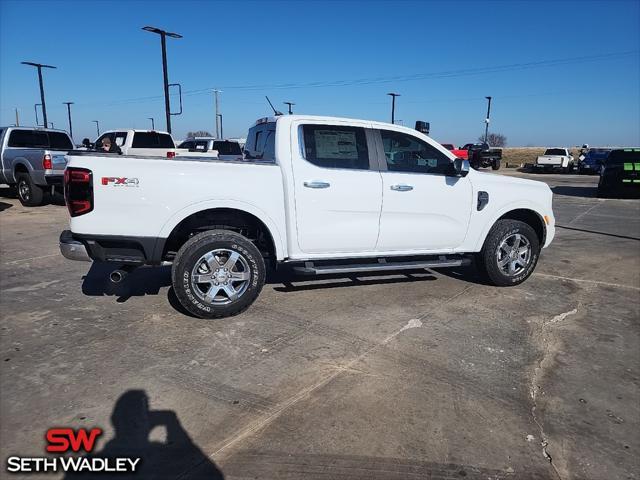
(477, 219), (540, 286)
(16, 173), (44, 206)
(171, 230), (266, 319)
(491, 159), (501, 170)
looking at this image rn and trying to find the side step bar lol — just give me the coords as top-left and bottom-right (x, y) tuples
(293, 256), (471, 275)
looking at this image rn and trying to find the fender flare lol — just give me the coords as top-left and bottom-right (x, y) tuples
(157, 198), (287, 260)
(472, 201), (548, 251)
(11, 158), (34, 182)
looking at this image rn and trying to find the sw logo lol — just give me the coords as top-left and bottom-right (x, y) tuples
(101, 177), (140, 187)
(5, 427), (141, 474)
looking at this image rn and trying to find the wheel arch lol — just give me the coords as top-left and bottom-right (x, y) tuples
(476, 207), (547, 251)
(159, 203), (285, 263)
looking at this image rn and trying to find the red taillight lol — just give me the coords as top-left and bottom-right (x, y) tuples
(64, 167), (93, 217)
(167, 151), (176, 158)
(43, 154), (52, 170)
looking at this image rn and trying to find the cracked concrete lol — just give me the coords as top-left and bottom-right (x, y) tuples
(1, 172), (639, 480)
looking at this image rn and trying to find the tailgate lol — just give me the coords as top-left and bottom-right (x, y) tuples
(537, 156), (562, 165)
(50, 150), (68, 173)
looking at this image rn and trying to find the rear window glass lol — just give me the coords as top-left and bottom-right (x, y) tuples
(213, 141), (242, 155)
(544, 148), (567, 156)
(8, 129), (72, 150)
(606, 149), (640, 165)
(245, 123), (276, 161)
(131, 132), (175, 148)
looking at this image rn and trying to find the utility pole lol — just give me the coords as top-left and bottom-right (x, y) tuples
(142, 26), (182, 134)
(34, 104), (42, 126)
(217, 114), (223, 139)
(387, 93), (400, 124)
(63, 102), (74, 139)
(14, 108), (19, 126)
(284, 102), (295, 114)
(213, 89), (221, 138)
(21, 62), (56, 129)
(484, 96), (492, 143)
(93, 120), (100, 136)
(148, 117), (155, 129)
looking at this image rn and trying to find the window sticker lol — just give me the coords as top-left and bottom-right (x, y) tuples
(314, 130), (358, 159)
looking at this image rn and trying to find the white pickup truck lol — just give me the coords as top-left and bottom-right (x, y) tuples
(60, 115), (555, 318)
(535, 148), (575, 173)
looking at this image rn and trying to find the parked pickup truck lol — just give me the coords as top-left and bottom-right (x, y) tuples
(0, 126), (74, 206)
(535, 148), (575, 173)
(95, 130), (175, 157)
(60, 115), (555, 318)
(440, 143), (468, 160)
(462, 143), (502, 170)
(176, 137), (243, 161)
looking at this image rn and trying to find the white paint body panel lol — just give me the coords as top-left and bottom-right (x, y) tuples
(67, 115), (555, 263)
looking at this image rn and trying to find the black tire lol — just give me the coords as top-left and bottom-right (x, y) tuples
(16, 173), (44, 207)
(171, 230), (265, 319)
(476, 219), (540, 286)
(491, 159), (501, 170)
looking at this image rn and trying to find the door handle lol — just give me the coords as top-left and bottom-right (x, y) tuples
(390, 184), (413, 192)
(304, 181), (330, 189)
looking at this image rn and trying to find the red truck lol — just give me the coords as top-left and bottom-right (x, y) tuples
(440, 143), (468, 159)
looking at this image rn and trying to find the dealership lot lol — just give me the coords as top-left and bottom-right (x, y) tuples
(0, 172), (638, 479)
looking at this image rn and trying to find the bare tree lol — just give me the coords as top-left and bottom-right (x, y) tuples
(186, 130), (213, 138)
(478, 132), (507, 147)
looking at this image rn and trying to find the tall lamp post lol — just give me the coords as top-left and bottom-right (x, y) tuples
(387, 93), (400, 124)
(92, 120), (100, 136)
(21, 62), (56, 129)
(142, 26), (182, 134)
(148, 117), (155, 130)
(484, 96), (492, 143)
(213, 89), (221, 138)
(63, 102), (74, 139)
(284, 102), (295, 114)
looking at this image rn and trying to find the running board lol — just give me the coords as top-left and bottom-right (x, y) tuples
(293, 256), (471, 275)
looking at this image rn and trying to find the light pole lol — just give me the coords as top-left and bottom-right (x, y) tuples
(284, 102), (295, 114)
(92, 120), (100, 136)
(142, 26), (182, 134)
(213, 89), (221, 138)
(148, 117), (155, 129)
(484, 96), (492, 143)
(217, 114), (223, 139)
(387, 93), (400, 124)
(22, 62), (56, 129)
(34, 104), (42, 126)
(63, 102), (74, 139)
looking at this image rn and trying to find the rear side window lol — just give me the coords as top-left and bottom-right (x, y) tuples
(213, 141), (242, 155)
(132, 132), (175, 148)
(8, 130), (49, 148)
(245, 122), (276, 161)
(301, 124), (369, 170)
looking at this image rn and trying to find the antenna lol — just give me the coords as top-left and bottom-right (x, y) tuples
(265, 96), (283, 116)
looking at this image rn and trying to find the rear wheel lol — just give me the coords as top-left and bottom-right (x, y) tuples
(477, 219), (540, 286)
(16, 173), (44, 207)
(171, 230), (266, 319)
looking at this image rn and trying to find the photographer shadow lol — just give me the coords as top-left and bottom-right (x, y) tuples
(65, 390), (223, 479)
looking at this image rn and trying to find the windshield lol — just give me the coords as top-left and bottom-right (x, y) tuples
(544, 148), (567, 156)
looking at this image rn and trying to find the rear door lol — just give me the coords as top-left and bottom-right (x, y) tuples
(374, 128), (472, 252)
(289, 121), (383, 254)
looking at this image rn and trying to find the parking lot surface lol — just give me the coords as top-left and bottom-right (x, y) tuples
(1, 171), (638, 480)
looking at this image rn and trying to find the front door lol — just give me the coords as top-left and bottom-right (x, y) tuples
(290, 122), (383, 254)
(375, 128), (472, 252)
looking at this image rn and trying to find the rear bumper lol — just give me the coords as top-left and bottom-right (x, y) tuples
(45, 174), (64, 186)
(59, 230), (165, 265)
(59, 230), (91, 262)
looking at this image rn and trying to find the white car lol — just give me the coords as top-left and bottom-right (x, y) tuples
(536, 148), (575, 173)
(94, 130), (176, 157)
(60, 115), (555, 318)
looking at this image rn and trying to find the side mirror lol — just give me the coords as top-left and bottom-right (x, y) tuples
(453, 158), (470, 177)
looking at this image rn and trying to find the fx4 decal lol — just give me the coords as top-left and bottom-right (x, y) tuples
(101, 177), (139, 187)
